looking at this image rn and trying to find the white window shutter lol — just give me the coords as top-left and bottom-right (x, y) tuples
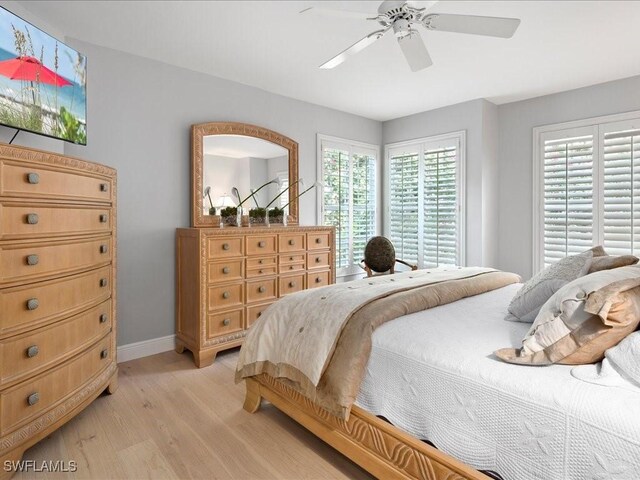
(602, 128), (640, 256)
(388, 151), (420, 264)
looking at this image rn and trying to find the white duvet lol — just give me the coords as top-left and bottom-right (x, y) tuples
(356, 284), (640, 480)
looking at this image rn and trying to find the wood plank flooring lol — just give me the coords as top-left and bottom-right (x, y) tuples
(15, 349), (373, 480)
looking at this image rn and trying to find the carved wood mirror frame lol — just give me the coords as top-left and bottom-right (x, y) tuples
(191, 121), (299, 227)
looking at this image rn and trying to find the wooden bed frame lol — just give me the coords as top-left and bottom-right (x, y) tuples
(244, 374), (490, 480)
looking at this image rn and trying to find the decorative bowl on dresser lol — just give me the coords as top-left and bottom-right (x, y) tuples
(176, 121), (336, 367)
(0, 143), (117, 477)
(176, 225), (335, 367)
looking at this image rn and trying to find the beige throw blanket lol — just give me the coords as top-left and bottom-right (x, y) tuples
(236, 267), (520, 419)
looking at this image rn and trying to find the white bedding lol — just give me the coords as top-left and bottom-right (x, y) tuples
(355, 284), (640, 480)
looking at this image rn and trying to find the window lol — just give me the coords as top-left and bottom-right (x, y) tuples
(386, 132), (466, 269)
(276, 171), (289, 212)
(318, 135), (378, 276)
(533, 112), (640, 271)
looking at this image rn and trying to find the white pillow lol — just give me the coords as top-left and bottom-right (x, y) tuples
(506, 250), (593, 323)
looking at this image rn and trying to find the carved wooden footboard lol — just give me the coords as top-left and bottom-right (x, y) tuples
(243, 374), (489, 480)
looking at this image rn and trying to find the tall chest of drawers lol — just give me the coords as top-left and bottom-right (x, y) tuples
(176, 226), (335, 367)
(0, 144), (117, 474)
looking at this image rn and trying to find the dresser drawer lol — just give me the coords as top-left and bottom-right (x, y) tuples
(246, 302), (274, 328)
(246, 256), (276, 270)
(207, 259), (243, 284)
(0, 236), (112, 285)
(278, 233), (305, 253)
(0, 203), (111, 240)
(279, 273), (305, 297)
(0, 300), (112, 387)
(308, 232), (331, 251)
(0, 335), (112, 436)
(0, 266), (112, 336)
(246, 265), (277, 279)
(206, 308), (243, 338)
(307, 251), (330, 270)
(0, 161), (112, 203)
(246, 235), (277, 256)
(206, 236), (243, 259)
(246, 278), (277, 304)
(279, 262), (305, 274)
(207, 283), (243, 311)
(279, 253), (305, 265)
(308, 270), (331, 289)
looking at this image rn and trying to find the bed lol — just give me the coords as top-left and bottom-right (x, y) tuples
(240, 271), (640, 480)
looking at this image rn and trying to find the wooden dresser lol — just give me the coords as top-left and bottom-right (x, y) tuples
(0, 144), (117, 475)
(176, 226), (335, 367)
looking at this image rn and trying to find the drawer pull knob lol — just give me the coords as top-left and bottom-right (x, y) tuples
(100, 349), (108, 359)
(257, 311), (262, 318)
(258, 286), (266, 293)
(26, 254), (39, 266)
(100, 314), (108, 324)
(222, 243), (230, 250)
(289, 266), (294, 270)
(100, 278), (108, 288)
(258, 259), (263, 264)
(222, 267), (230, 274)
(288, 239), (295, 246)
(27, 393), (39, 406)
(316, 277), (322, 283)
(99, 214), (108, 223)
(289, 257), (294, 261)
(222, 291), (230, 299)
(222, 318), (230, 326)
(27, 172), (40, 184)
(100, 183), (108, 192)
(100, 244), (108, 254)
(289, 281), (296, 288)
(258, 241), (265, 248)
(316, 257), (321, 263)
(26, 298), (39, 310)
(315, 238), (322, 244)
(26, 213), (39, 225)
(26, 345), (39, 358)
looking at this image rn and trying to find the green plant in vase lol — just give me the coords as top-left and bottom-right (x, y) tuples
(220, 206), (238, 226)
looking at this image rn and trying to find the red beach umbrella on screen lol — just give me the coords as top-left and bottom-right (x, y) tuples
(0, 56), (72, 87)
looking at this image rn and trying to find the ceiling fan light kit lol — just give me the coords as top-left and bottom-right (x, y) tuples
(306, 1), (521, 72)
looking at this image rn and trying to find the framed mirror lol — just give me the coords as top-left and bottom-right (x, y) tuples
(191, 122), (299, 227)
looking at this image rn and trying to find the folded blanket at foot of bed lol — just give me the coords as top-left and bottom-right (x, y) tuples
(236, 267), (521, 419)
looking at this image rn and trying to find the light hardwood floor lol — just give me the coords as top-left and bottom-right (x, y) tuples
(15, 349), (373, 480)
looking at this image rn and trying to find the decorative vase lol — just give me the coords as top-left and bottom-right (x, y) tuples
(220, 214), (238, 227)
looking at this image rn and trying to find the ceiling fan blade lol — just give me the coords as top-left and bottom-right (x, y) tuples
(320, 29), (389, 69)
(423, 13), (520, 38)
(299, 6), (372, 20)
(397, 30), (432, 72)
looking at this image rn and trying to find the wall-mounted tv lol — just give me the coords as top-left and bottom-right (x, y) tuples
(0, 6), (86, 144)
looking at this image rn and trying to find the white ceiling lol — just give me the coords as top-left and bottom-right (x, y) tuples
(19, 1), (640, 121)
(204, 134), (288, 158)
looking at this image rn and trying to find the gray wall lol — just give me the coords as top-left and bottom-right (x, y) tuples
(382, 98), (500, 268)
(497, 74), (640, 279)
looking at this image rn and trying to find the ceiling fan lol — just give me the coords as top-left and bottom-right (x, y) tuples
(301, 1), (521, 72)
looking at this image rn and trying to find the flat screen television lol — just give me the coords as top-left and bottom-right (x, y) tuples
(0, 6), (86, 144)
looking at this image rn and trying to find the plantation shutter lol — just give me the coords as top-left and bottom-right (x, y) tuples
(320, 138), (378, 275)
(388, 150), (420, 264)
(602, 128), (640, 255)
(352, 152), (377, 265)
(322, 146), (351, 269)
(423, 145), (458, 267)
(541, 131), (594, 267)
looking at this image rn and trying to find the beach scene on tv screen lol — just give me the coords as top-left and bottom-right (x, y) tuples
(0, 8), (86, 144)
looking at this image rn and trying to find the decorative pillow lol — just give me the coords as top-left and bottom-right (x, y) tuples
(496, 266), (640, 366)
(505, 250), (593, 323)
(588, 255), (639, 273)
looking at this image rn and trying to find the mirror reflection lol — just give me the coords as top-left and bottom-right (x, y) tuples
(202, 135), (289, 215)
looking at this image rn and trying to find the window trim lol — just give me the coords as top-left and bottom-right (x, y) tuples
(532, 110), (640, 273)
(383, 130), (467, 268)
(317, 134), (380, 277)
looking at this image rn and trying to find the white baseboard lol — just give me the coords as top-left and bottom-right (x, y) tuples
(117, 334), (176, 363)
